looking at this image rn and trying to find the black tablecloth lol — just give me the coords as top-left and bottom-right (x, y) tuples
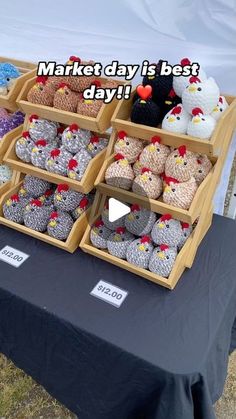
(0, 215), (235, 419)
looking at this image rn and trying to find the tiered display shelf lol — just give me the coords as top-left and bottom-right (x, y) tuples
(0, 57), (36, 111)
(0, 125), (23, 163)
(17, 76), (128, 132)
(111, 89), (236, 156)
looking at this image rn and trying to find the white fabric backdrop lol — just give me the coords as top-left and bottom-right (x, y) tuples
(1, 0), (236, 213)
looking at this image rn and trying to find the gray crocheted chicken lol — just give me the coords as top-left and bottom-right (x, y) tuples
(178, 222), (193, 250)
(23, 175), (51, 197)
(107, 227), (135, 259)
(38, 189), (55, 207)
(28, 115), (58, 143)
(126, 235), (153, 269)
(47, 211), (74, 240)
(67, 150), (91, 181)
(24, 199), (51, 232)
(101, 201), (126, 230)
(31, 140), (53, 169)
(151, 214), (182, 247)
(45, 148), (73, 176)
(3, 194), (24, 223)
(15, 131), (34, 163)
(71, 196), (90, 220)
(86, 136), (108, 157)
(90, 219), (112, 249)
(149, 244), (177, 278)
(54, 184), (83, 211)
(18, 186), (33, 207)
(125, 204), (156, 236)
(62, 123), (91, 154)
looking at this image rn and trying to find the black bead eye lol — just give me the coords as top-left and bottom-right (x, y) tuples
(157, 148), (160, 152)
(166, 224), (169, 228)
(99, 229), (103, 233)
(31, 208), (34, 212)
(145, 248), (149, 252)
(136, 242), (139, 246)
(65, 91), (69, 95)
(39, 86), (43, 91)
(166, 255), (169, 259)
(135, 215), (139, 219)
(172, 188), (176, 192)
(94, 146), (97, 150)
(197, 87), (202, 91)
(149, 177), (152, 181)
(63, 197), (66, 200)
(55, 161), (59, 164)
(177, 116), (180, 120)
(122, 237), (125, 241)
(12, 203), (16, 207)
(76, 169), (80, 174)
(7, 77), (10, 81)
(73, 134), (76, 139)
(27, 140), (31, 144)
(201, 118), (205, 121)
(174, 154), (178, 158)
(184, 161), (187, 165)
(126, 142), (129, 145)
(39, 150), (42, 154)
(220, 108), (223, 112)
(199, 169), (202, 173)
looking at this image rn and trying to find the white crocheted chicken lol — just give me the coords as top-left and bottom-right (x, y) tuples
(187, 108), (216, 140)
(211, 96), (228, 121)
(162, 104), (191, 134)
(173, 58), (207, 98)
(182, 76), (219, 115)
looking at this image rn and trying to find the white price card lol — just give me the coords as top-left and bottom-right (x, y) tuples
(90, 280), (128, 308)
(0, 245), (29, 268)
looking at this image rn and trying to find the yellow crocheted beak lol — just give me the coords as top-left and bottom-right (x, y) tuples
(165, 100), (172, 105)
(31, 147), (38, 153)
(114, 234), (122, 242)
(164, 185), (171, 193)
(193, 116), (201, 124)
(117, 140), (125, 148)
(168, 116), (175, 123)
(58, 87), (65, 94)
(127, 213), (134, 221)
(138, 244), (145, 251)
(47, 159), (53, 166)
(6, 199), (11, 206)
(66, 132), (72, 139)
(212, 106), (218, 113)
(49, 220), (57, 227)
(141, 173), (148, 182)
(25, 205), (30, 211)
(29, 122), (35, 129)
(76, 207), (83, 215)
(39, 196), (46, 203)
(175, 157), (183, 165)
(158, 222), (165, 229)
(148, 144), (156, 152)
(157, 251), (165, 259)
(68, 171), (76, 179)
(33, 84), (41, 91)
(19, 188), (26, 196)
(87, 143), (94, 151)
(18, 138), (26, 145)
(93, 227), (99, 235)
(56, 194), (62, 201)
(119, 159), (128, 167)
(148, 75), (155, 80)
(188, 85), (197, 93)
(84, 99), (93, 104)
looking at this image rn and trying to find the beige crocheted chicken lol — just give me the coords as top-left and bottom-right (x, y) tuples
(132, 168), (162, 199)
(139, 136), (170, 175)
(27, 76), (55, 106)
(194, 155), (213, 185)
(53, 83), (79, 113)
(163, 176), (198, 209)
(105, 153), (134, 190)
(114, 131), (143, 163)
(165, 145), (198, 182)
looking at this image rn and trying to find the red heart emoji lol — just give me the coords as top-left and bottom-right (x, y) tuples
(136, 84), (152, 100)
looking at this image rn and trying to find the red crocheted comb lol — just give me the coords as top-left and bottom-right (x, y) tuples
(57, 126), (64, 134)
(50, 149), (60, 158)
(50, 211), (58, 219)
(57, 184), (69, 193)
(29, 114), (38, 122)
(164, 176), (179, 185)
(22, 131), (30, 138)
(91, 79), (101, 88)
(35, 139), (47, 147)
(11, 194), (19, 202)
(94, 219), (104, 227)
(192, 107), (203, 116)
(131, 204), (140, 212)
(151, 136), (161, 144)
(181, 222), (190, 229)
(117, 131), (127, 140)
(68, 159), (78, 170)
(58, 82), (69, 89)
(116, 227), (125, 234)
(171, 105), (182, 115)
(45, 189), (53, 197)
(181, 58), (191, 66)
(140, 235), (151, 244)
(219, 96), (223, 104)
(31, 199), (42, 207)
(69, 123), (79, 131)
(141, 167), (151, 174)
(36, 76), (48, 84)
(168, 88), (176, 98)
(90, 136), (99, 144)
(79, 197), (89, 208)
(189, 76), (201, 84)
(178, 145), (186, 157)
(160, 244), (169, 251)
(69, 56), (81, 63)
(160, 214), (172, 222)
(114, 153), (125, 161)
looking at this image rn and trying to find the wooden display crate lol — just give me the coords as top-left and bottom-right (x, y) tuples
(0, 57), (36, 111)
(80, 191), (213, 289)
(0, 125), (23, 163)
(111, 89), (236, 156)
(95, 150), (217, 224)
(0, 179), (90, 253)
(4, 127), (109, 194)
(17, 75), (128, 133)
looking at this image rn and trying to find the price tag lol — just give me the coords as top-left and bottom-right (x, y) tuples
(0, 245), (29, 268)
(90, 280), (128, 308)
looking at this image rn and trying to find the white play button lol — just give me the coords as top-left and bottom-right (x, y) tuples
(108, 198), (130, 222)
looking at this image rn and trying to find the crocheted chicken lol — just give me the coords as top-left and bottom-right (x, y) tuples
(139, 136), (170, 174)
(126, 235), (154, 269)
(162, 104), (191, 134)
(194, 155), (212, 185)
(28, 115), (58, 143)
(3, 194), (24, 224)
(67, 150), (91, 181)
(86, 135), (108, 157)
(54, 184), (82, 211)
(23, 175), (51, 197)
(77, 80), (103, 117)
(125, 204), (156, 236)
(38, 189), (54, 207)
(62, 123), (91, 154)
(151, 214), (182, 247)
(114, 131), (143, 163)
(47, 211), (74, 240)
(15, 131), (34, 163)
(173, 58), (207, 98)
(90, 219), (112, 249)
(149, 244), (177, 277)
(132, 168), (162, 199)
(163, 176), (198, 210)
(187, 108), (216, 139)
(31, 139), (53, 169)
(45, 148), (73, 176)
(211, 96), (228, 121)
(53, 83), (79, 113)
(142, 60), (173, 104)
(182, 76), (219, 115)
(101, 201), (126, 230)
(165, 145), (198, 182)
(107, 227), (135, 259)
(105, 153), (134, 190)
(131, 95), (161, 127)
(24, 199), (51, 232)
(27, 76), (55, 106)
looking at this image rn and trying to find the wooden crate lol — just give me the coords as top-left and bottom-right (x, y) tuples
(111, 89), (236, 156)
(17, 76), (128, 133)
(0, 57), (36, 111)
(4, 126), (109, 194)
(95, 149), (217, 224)
(0, 179), (90, 253)
(0, 125), (23, 163)
(80, 191), (213, 290)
